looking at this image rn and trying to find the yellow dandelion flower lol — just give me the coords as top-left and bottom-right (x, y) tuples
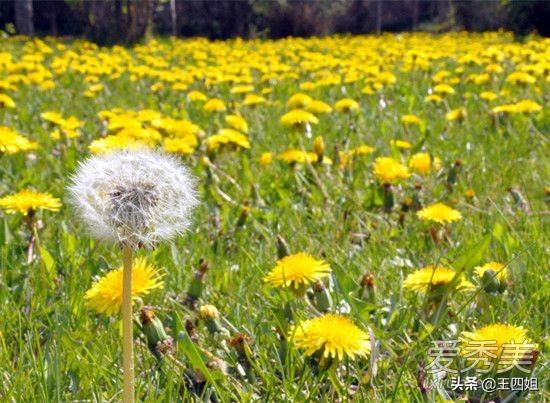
(85, 258), (163, 316)
(0, 126), (38, 154)
(41, 111), (65, 126)
(409, 152), (433, 174)
(88, 135), (149, 155)
(280, 109), (319, 127)
(198, 304), (219, 319)
(373, 157), (410, 183)
(264, 252), (331, 289)
(187, 90), (207, 102)
(0, 93), (15, 108)
(203, 98), (226, 112)
(506, 72), (536, 85)
(287, 93), (312, 109)
(205, 128), (250, 151)
(163, 136), (197, 155)
(290, 314), (370, 361)
(486, 63), (503, 74)
(433, 84), (455, 95)
(424, 94), (443, 104)
(0, 189), (61, 215)
(417, 202), (462, 224)
(230, 85), (254, 95)
(403, 266), (474, 293)
(225, 114), (248, 133)
(277, 149), (318, 164)
(446, 107), (467, 121)
(492, 100), (542, 115)
(390, 139), (412, 149)
(243, 94), (266, 106)
(259, 152), (273, 165)
(474, 262), (507, 281)
(334, 98), (359, 112)
(461, 324), (534, 359)
(354, 145), (375, 154)
(313, 136), (325, 157)
(480, 91), (498, 101)
(306, 100), (333, 114)
(401, 114), (422, 126)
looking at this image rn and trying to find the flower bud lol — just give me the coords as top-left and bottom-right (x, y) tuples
(446, 160), (462, 190)
(382, 183), (394, 213)
(140, 307), (174, 360)
(313, 136), (325, 162)
(508, 187), (531, 214)
(199, 304), (230, 337)
(312, 281), (333, 313)
(229, 333), (256, 382)
(236, 203), (249, 228)
(185, 259), (209, 309)
(276, 235), (291, 259)
(480, 269), (500, 293)
(359, 272), (376, 304)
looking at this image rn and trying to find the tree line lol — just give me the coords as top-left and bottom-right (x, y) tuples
(2, 0), (549, 44)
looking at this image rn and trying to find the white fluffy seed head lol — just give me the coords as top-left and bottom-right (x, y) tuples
(68, 148), (198, 249)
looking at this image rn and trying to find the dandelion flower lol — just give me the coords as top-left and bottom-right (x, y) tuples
(0, 126), (38, 154)
(198, 304), (219, 319)
(403, 266), (474, 293)
(474, 262), (507, 281)
(277, 149), (318, 164)
(425, 94), (443, 104)
(259, 152), (273, 165)
(506, 72), (536, 85)
(203, 98), (227, 112)
(290, 314), (370, 360)
(68, 148), (197, 249)
(230, 85), (254, 95)
(401, 114), (422, 126)
(243, 94), (266, 106)
(205, 128), (250, 151)
(287, 93), (312, 109)
(373, 157), (410, 183)
(187, 90), (207, 102)
(433, 84), (455, 95)
(0, 93), (15, 108)
(88, 135), (150, 155)
(461, 324), (534, 358)
(334, 98), (359, 112)
(480, 91), (498, 101)
(85, 257), (163, 316)
(163, 136), (197, 155)
(446, 107), (467, 121)
(264, 252), (331, 289)
(390, 139), (412, 149)
(306, 100), (332, 114)
(492, 100), (542, 115)
(0, 189), (62, 215)
(417, 202), (462, 224)
(280, 109), (319, 127)
(225, 114), (248, 133)
(409, 152), (433, 174)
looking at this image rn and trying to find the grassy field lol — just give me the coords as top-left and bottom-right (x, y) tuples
(0, 32), (548, 401)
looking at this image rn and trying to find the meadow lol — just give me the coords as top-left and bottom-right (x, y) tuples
(0, 32), (548, 401)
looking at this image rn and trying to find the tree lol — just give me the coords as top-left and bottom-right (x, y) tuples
(14, 0), (34, 36)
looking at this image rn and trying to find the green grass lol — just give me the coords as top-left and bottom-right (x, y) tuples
(0, 33), (548, 401)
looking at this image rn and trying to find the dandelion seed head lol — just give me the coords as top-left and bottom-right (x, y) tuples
(68, 148), (198, 249)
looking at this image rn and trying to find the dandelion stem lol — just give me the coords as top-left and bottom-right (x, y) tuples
(122, 246), (135, 403)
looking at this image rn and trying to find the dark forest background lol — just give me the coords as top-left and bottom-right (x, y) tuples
(1, 0), (549, 45)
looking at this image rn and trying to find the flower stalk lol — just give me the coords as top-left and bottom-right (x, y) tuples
(121, 246), (135, 403)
